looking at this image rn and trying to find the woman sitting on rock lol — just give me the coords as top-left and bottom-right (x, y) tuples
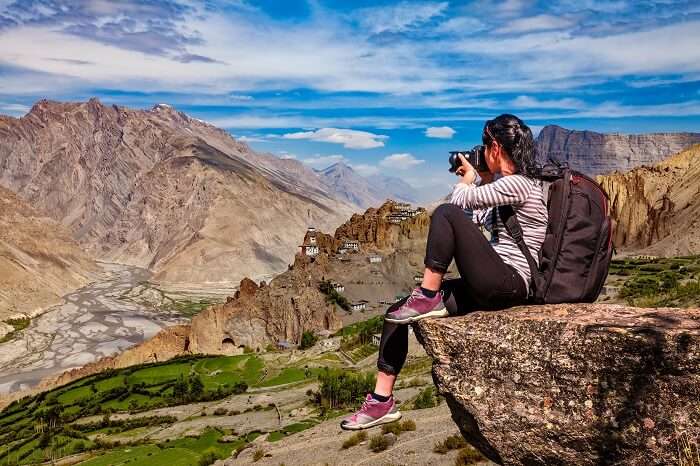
(341, 114), (548, 430)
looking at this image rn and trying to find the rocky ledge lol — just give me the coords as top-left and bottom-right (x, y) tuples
(414, 303), (700, 465)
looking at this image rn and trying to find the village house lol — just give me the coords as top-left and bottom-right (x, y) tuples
(343, 240), (360, 251)
(300, 244), (319, 256)
(630, 254), (658, 261)
(369, 255), (382, 264)
(331, 282), (345, 293)
(371, 333), (381, 346)
(350, 300), (368, 312)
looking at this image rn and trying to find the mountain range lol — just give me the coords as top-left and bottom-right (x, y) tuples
(2, 98), (700, 316)
(536, 125), (700, 176)
(315, 162), (418, 208)
(0, 99), (358, 289)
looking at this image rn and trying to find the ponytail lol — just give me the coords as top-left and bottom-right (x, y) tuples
(483, 114), (538, 178)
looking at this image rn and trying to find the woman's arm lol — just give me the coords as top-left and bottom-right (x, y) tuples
(450, 175), (533, 210)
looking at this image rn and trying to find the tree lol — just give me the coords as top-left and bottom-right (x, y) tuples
(299, 330), (318, 350)
(189, 374), (204, 400)
(173, 375), (189, 401)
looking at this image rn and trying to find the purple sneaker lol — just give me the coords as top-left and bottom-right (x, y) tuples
(340, 394), (402, 430)
(384, 287), (447, 324)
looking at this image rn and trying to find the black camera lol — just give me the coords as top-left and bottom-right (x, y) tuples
(448, 145), (488, 173)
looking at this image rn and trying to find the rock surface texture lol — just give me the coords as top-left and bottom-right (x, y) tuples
(536, 125), (700, 176)
(597, 144), (700, 255)
(415, 303), (700, 466)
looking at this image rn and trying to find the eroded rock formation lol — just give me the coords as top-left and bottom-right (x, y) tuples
(415, 304), (700, 465)
(332, 201), (429, 251)
(597, 144), (700, 255)
(536, 125), (700, 176)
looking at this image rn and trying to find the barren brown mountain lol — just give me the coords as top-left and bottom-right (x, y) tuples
(597, 144), (700, 255)
(0, 99), (355, 288)
(0, 185), (96, 320)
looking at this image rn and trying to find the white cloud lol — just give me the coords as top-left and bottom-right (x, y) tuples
(278, 151), (297, 159)
(497, 14), (572, 34)
(0, 102), (30, 116)
(511, 95), (584, 109)
(237, 135), (267, 143)
(282, 128), (388, 149)
(440, 16), (486, 35)
(356, 1), (449, 34)
(301, 154), (347, 167)
(425, 126), (456, 138)
(379, 153), (425, 169)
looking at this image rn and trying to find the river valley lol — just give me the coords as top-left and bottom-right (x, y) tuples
(0, 263), (193, 394)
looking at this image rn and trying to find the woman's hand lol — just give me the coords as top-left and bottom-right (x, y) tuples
(456, 153), (477, 184)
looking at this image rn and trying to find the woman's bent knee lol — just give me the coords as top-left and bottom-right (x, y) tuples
(433, 203), (464, 218)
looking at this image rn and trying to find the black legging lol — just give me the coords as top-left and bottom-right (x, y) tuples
(377, 203), (528, 375)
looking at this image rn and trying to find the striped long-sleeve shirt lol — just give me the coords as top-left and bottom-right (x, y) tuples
(449, 174), (548, 294)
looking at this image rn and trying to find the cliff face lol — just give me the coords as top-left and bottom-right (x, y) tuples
(0, 185), (96, 319)
(416, 304), (700, 466)
(597, 144), (700, 255)
(188, 267), (341, 354)
(536, 125), (700, 176)
(0, 99), (355, 287)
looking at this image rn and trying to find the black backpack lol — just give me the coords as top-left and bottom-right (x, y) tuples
(499, 163), (613, 304)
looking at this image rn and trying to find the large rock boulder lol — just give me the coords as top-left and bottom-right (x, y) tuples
(415, 303), (700, 465)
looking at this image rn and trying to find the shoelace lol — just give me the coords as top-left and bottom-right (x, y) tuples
(405, 288), (423, 306)
(352, 396), (375, 420)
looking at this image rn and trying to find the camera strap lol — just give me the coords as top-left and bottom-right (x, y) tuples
(497, 205), (539, 298)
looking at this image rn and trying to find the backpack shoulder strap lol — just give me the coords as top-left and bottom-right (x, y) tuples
(498, 205), (539, 297)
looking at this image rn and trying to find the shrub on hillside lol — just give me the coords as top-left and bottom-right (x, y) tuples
(300, 330), (318, 350)
(454, 445), (486, 465)
(319, 280), (351, 311)
(400, 419), (416, 431)
(341, 431), (367, 449)
(369, 434), (390, 452)
(413, 386), (438, 409)
(434, 434), (467, 454)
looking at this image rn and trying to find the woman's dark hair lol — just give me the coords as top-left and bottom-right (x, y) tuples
(482, 114), (538, 178)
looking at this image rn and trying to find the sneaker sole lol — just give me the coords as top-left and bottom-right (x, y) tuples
(384, 307), (449, 324)
(340, 410), (402, 431)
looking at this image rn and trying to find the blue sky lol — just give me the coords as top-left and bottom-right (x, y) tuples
(1, 0), (699, 200)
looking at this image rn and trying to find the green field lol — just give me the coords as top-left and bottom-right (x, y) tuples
(79, 445), (200, 466)
(0, 349), (346, 466)
(608, 255), (700, 307)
